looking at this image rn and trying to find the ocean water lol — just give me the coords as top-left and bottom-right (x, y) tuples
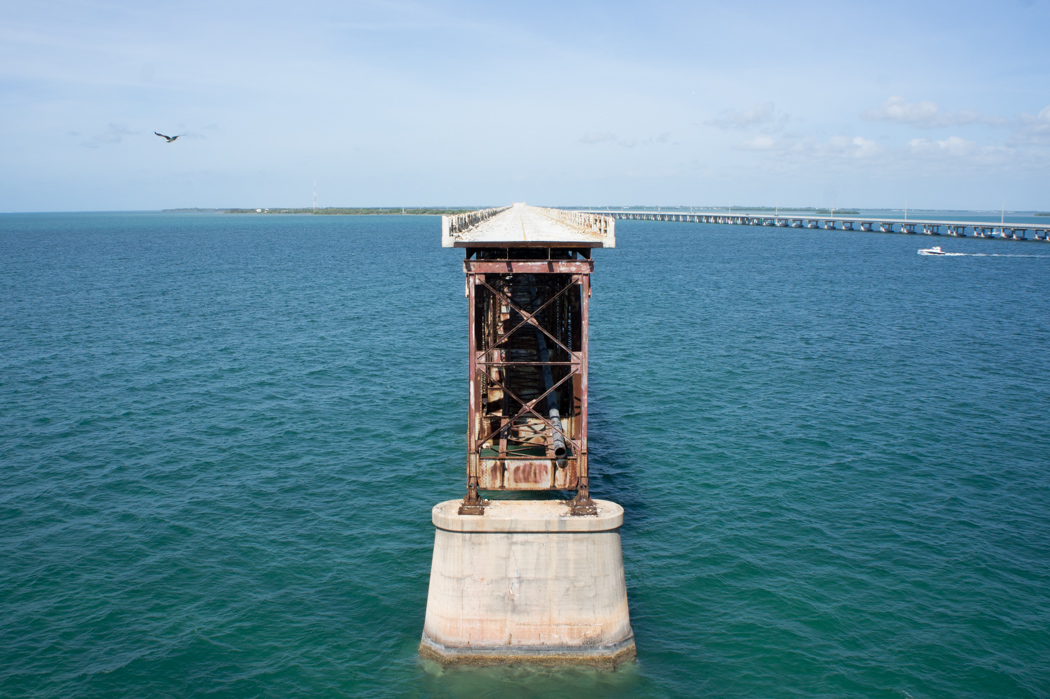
(1, 212), (1048, 698)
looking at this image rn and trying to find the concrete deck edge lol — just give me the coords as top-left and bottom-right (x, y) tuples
(431, 499), (623, 533)
(419, 632), (636, 668)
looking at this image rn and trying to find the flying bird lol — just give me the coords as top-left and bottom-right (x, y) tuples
(154, 132), (182, 143)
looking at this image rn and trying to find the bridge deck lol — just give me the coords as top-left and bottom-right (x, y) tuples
(442, 203), (615, 248)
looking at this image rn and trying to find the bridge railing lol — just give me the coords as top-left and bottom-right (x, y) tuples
(539, 208), (616, 246)
(442, 206), (511, 246)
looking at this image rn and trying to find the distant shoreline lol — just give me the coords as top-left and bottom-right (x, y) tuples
(155, 206), (1050, 217)
(165, 207), (477, 215)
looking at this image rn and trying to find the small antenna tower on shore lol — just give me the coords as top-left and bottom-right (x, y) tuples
(313, 180), (318, 212)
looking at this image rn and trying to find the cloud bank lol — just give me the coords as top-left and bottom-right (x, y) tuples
(861, 96), (1004, 128)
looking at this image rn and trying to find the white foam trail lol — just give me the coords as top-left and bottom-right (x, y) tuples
(920, 251), (1050, 258)
(979, 253), (1050, 258)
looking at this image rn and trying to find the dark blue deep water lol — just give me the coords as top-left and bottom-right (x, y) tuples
(2, 212), (1049, 698)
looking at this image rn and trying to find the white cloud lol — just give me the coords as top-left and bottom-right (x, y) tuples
(737, 134), (882, 159)
(1009, 106), (1050, 146)
(827, 136), (882, 158)
(706, 102), (788, 131)
(908, 136), (977, 156)
(906, 135), (1017, 166)
(862, 96), (1004, 128)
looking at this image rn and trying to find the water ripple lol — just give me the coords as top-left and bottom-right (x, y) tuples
(1, 214), (1048, 698)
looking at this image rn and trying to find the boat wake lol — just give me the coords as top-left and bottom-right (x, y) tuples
(919, 246), (1049, 258)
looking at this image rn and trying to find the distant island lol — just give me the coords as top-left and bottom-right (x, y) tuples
(220, 207), (475, 215)
(162, 206), (1046, 217)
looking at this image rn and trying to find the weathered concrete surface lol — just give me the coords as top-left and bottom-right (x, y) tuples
(421, 499), (634, 667)
(431, 499), (623, 532)
(441, 203), (615, 248)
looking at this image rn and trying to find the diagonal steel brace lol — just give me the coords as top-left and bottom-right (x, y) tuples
(476, 276), (577, 356)
(475, 368), (578, 453)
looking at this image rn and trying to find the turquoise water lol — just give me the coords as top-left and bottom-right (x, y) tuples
(2, 212), (1049, 698)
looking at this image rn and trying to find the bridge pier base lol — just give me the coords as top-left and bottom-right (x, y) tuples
(421, 499), (635, 668)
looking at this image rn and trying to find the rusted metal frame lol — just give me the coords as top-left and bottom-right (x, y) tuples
(499, 436), (575, 447)
(503, 437), (556, 447)
(464, 259), (594, 274)
(476, 276), (577, 357)
(570, 273), (595, 515)
(497, 364), (510, 481)
(490, 292), (510, 482)
(580, 274), (589, 462)
(458, 244), (600, 253)
(460, 272), (485, 514)
(477, 276), (573, 356)
(474, 369), (577, 453)
(467, 247), (586, 260)
(477, 361), (577, 366)
(484, 452), (579, 460)
(474, 369), (577, 450)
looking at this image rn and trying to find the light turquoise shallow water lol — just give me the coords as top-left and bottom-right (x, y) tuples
(2, 212), (1049, 698)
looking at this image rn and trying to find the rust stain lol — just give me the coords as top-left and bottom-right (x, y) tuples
(511, 461), (548, 485)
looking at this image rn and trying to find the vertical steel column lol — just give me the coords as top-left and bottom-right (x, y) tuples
(461, 271), (485, 514)
(570, 273), (596, 515)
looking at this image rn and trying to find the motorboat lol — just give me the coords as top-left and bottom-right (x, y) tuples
(918, 246), (946, 256)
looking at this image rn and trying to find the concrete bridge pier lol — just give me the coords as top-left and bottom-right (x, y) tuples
(421, 500), (635, 667)
(430, 204), (632, 668)
(879, 222), (896, 233)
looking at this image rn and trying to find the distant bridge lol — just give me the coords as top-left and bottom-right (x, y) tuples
(576, 210), (1050, 242)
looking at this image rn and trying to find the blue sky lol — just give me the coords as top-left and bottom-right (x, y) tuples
(2, 0), (1048, 211)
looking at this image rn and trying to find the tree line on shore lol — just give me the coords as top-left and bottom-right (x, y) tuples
(222, 207), (475, 215)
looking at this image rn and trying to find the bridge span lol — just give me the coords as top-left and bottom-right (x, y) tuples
(576, 210), (1050, 242)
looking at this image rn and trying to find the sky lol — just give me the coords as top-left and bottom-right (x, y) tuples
(1, 0), (1049, 212)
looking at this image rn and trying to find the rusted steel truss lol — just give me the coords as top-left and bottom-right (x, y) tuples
(460, 249), (596, 515)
